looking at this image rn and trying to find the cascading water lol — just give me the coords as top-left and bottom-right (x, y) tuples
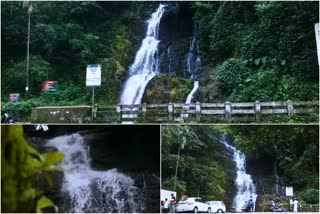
(221, 135), (257, 212)
(47, 133), (144, 213)
(181, 31), (201, 118)
(184, 28), (201, 105)
(119, 5), (166, 105)
(185, 81), (199, 104)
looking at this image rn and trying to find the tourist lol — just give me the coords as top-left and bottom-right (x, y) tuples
(163, 198), (169, 213)
(248, 198), (254, 212)
(293, 198), (299, 212)
(170, 193), (176, 213)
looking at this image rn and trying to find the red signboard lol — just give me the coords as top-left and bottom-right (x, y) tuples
(42, 81), (58, 92)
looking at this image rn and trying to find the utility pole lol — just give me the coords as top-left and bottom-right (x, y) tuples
(315, 23), (320, 65)
(173, 145), (181, 191)
(25, 1), (32, 93)
(173, 131), (186, 191)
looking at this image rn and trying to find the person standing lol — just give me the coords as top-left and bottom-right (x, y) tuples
(289, 198), (293, 211)
(249, 198), (254, 212)
(163, 198), (169, 213)
(293, 198), (299, 212)
(170, 193), (176, 213)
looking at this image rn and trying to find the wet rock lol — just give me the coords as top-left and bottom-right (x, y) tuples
(143, 73), (193, 103)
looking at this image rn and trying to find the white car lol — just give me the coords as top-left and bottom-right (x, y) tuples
(205, 201), (226, 213)
(176, 197), (211, 213)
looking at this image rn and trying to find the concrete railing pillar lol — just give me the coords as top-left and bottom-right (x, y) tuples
(168, 102), (174, 121)
(195, 102), (201, 121)
(116, 104), (122, 123)
(225, 101), (232, 123)
(254, 101), (262, 122)
(287, 100), (294, 117)
(142, 103), (147, 120)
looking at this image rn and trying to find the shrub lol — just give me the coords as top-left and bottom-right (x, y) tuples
(213, 58), (251, 95)
(300, 188), (319, 204)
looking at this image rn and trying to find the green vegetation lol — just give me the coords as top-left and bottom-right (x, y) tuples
(225, 125), (319, 204)
(1, 125), (65, 212)
(1, 1), (156, 113)
(194, 1), (319, 102)
(162, 125), (319, 210)
(1, 2), (318, 122)
(162, 125), (236, 206)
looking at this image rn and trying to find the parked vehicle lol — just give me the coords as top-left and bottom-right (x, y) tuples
(241, 206), (252, 212)
(206, 201), (226, 213)
(176, 197), (211, 213)
(271, 204), (288, 212)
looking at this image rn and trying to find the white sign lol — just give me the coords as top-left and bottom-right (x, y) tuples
(161, 189), (177, 201)
(315, 23), (320, 65)
(286, 186), (294, 196)
(86, 64), (101, 87)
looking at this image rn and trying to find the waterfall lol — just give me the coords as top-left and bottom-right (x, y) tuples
(185, 81), (199, 104)
(184, 28), (201, 105)
(119, 4), (166, 105)
(221, 135), (257, 212)
(47, 133), (144, 213)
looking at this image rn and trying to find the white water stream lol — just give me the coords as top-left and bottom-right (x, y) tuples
(185, 81), (199, 104)
(119, 5), (166, 105)
(221, 135), (257, 212)
(184, 32), (201, 105)
(47, 133), (144, 213)
(181, 33), (201, 118)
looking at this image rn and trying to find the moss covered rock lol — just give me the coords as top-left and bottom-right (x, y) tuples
(143, 73), (193, 103)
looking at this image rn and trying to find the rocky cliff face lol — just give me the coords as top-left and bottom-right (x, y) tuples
(246, 156), (280, 196)
(141, 2), (224, 104)
(157, 3), (195, 76)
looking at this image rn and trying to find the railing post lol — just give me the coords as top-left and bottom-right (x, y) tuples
(195, 102), (201, 121)
(287, 100), (294, 117)
(254, 101), (262, 122)
(142, 103), (147, 120)
(116, 104), (122, 123)
(92, 104), (98, 119)
(225, 101), (232, 123)
(182, 104), (189, 119)
(168, 102), (174, 121)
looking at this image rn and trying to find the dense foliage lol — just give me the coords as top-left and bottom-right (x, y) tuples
(194, 1), (319, 102)
(162, 125), (236, 206)
(162, 125), (319, 209)
(1, 2), (318, 121)
(1, 1), (156, 107)
(225, 125), (319, 203)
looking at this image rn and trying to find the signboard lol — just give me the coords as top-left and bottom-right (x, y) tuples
(285, 186), (294, 196)
(161, 189), (177, 201)
(315, 23), (320, 65)
(86, 64), (101, 87)
(42, 81), (58, 92)
(9, 93), (20, 102)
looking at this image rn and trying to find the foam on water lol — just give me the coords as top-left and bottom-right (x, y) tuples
(47, 133), (144, 213)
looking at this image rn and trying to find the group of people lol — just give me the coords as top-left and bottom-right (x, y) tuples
(161, 193), (177, 213)
(242, 197), (255, 212)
